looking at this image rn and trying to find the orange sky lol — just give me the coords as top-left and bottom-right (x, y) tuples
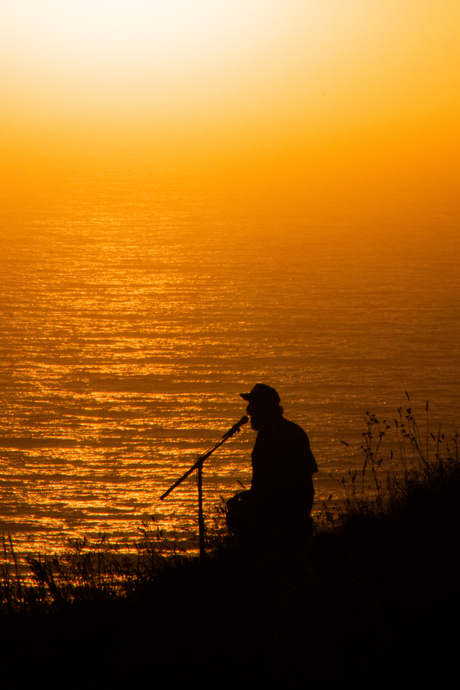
(1, 1), (459, 211)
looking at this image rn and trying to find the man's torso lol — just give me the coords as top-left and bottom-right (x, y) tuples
(251, 417), (317, 508)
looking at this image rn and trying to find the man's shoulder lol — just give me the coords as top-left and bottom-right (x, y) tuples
(274, 417), (311, 448)
(279, 417), (309, 439)
(279, 418), (318, 473)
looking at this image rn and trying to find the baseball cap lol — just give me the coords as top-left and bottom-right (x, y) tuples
(240, 383), (281, 406)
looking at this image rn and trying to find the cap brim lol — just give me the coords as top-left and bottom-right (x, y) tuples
(240, 393), (251, 401)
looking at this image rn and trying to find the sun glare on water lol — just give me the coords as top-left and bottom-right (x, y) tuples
(0, 1), (459, 560)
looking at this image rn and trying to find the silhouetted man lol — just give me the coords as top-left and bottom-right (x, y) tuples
(226, 384), (318, 541)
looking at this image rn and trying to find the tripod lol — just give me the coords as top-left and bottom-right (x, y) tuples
(159, 416), (248, 560)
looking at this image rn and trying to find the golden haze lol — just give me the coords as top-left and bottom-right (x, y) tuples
(1, 1), (459, 212)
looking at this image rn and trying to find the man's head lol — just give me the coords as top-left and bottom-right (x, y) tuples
(240, 383), (283, 430)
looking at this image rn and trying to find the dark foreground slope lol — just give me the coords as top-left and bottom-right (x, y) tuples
(1, 458), (460, 688)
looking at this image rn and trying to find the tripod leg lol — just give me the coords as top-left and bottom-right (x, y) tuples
(197, 463), (205, 561)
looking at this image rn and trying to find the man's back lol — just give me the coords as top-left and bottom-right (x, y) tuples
(251, 416), (318, 514)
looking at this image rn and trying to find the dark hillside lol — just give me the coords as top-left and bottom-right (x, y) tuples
(1, 446), (460, 687)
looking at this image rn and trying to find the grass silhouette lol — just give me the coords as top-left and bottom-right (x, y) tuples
(1, 401), (459, 686)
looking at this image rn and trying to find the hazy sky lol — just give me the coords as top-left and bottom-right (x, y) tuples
(1, 1), (459, 208)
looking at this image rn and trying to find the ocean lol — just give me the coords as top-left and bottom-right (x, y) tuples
(1, 185), (459, 558)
